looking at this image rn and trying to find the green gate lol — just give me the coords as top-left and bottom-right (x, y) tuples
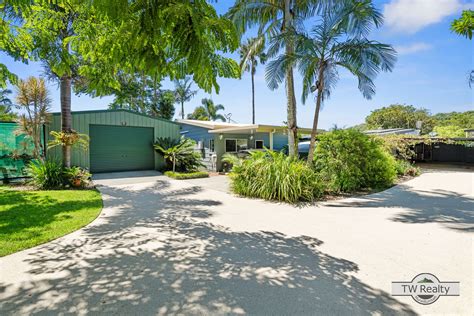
(89, 125), (154, 173)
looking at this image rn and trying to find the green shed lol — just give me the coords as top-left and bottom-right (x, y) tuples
(46, 109), (180, 173)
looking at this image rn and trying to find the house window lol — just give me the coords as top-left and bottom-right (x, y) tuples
(255, 140), (264, 149)
(209, 139), (215, 152)
(225, 139), (236, 152)
(225, 139), (248, 152)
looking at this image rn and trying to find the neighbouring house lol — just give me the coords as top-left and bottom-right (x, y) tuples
(363, 128), (421, 136)
(177, 119), (313, 171)
(464, 129), (474, 138)
(46, 109), (180, 173)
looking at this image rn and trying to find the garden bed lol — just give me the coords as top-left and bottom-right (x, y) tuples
(165, 171), (209, 180)
(0, 186), (102, 256)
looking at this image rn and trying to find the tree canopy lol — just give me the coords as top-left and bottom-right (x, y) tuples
(365, 104), (434, 134)
(0, 0), (240, 94)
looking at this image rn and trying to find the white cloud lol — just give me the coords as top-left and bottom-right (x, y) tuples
(395, 42), (432, 55)
(383, 0), (463, 33)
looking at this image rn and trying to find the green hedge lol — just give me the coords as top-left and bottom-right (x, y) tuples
(164, 171), (209, 180)
(314, 129), (397, 192)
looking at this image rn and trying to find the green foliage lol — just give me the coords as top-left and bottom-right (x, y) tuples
(222, 153), (243, 170)
(0, 88), (16, 121)
(451, 10), (474, 39)
(48, 130), (89, 152)
(394, 159), (420, 177)
(164, 171), (209, 180)
(433, 125), (466, 138)
(154, 137), (203, 172)
(64, 166), (91, 188)
(366, 104), (434, 134)
(378, 135), (421, 160)
(432, 111), (474, 129)
(27, 160), (64, 190)
(1, 1), (240, 94)
(229, 151), (324, 203)
(314, 130), (397, 193)
(155, 90), (176, 120)
(187, 98), (226, 122)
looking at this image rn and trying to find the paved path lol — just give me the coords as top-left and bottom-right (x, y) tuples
(0, 168), (472, 315)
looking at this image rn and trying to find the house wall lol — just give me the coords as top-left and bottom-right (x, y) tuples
(46, 110), (180, 170)
(178, 122), (290, 171)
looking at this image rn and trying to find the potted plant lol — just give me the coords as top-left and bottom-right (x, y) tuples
(64, 166), (91, 188)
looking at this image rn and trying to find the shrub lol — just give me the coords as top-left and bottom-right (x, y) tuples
(230, 151), (324, 203)
(154, 137), (203, 172)
(314, 129), (397, 193)
(28, 160), (64, 189)
(64, 166), (91, 187)
(394, 159), (420, 177)
(164, 171), (209, 180)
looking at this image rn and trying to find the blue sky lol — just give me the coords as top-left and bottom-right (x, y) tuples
(1, 0), (473, 129)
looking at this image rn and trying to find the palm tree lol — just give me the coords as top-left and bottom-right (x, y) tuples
(187, 98), (226, 122)
(201, 98), (226, 122)
(272, 1), (396, 162)
(239, 37), (266, 124)
(228, 0), (331, 156)
(174, 77), (198, 119)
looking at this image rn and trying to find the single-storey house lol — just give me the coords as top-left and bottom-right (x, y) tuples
(46, 109), (180, 173)
(177, 119), (312, 171)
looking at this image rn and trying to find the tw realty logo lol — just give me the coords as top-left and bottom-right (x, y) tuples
(392, 273), (460, 305)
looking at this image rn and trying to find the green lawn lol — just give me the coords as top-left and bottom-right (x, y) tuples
(0, 187), (102, 257)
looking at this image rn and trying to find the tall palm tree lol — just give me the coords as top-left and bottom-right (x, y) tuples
(174, 77), (197, 119)
(228, 0), (330, 156)
(239, 37), (266, 124)
(269, 1), (396, 162)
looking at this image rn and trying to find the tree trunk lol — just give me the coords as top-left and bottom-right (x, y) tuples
(60, 76), (72, 168)
(251, 67), (255, 124)
(181, 101), (185, 120)
(284, 0), (298, 157)
(307, 65), (325, 163)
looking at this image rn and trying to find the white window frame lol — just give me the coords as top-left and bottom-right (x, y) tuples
(225, 138), (248, 153)
(255, 140), (264, 149)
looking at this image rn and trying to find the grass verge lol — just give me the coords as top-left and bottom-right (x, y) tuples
(0, 187), (102, 257)
(165, 171), (209, 180)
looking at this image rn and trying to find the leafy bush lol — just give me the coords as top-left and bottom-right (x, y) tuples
(28, 160), (64, 189)
(64, 166), (91, 187)
(164, 171), (209, 180)
(394, 159), (420, 177)
(314, 129), (397, 193)
(154, 137), (203, 172)
(230, 151), (324, 203)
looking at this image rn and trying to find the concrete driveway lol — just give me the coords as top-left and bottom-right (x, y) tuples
(0, 168), (472, 315)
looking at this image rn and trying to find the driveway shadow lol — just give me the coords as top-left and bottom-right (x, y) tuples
(325, 183), (474, 232)
(0, 179), (416, 315)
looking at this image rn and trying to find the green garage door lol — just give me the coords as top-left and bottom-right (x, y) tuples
(90, 125), (154, 173)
